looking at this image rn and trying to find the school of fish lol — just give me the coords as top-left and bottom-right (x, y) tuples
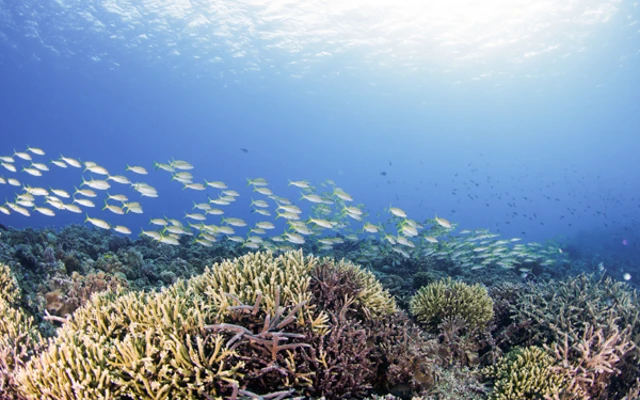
(0, 146), (572, 273)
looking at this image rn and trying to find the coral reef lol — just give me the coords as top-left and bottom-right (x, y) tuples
(410, 278), (494, 332)
(206, 290), (314, 397)
(1, 223), (639, 400)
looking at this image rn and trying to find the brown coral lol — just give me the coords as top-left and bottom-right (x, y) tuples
(301, 261), (434, 399)
(206, 290), (314, 394)
(372, 312), (437, 397)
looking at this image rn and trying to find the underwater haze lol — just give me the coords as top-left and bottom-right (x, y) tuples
(0, 0), (639, 266)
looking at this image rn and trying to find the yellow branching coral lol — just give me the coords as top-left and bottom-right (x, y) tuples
(484, 346), (569, 400)
(16, 288), (243, 399)
(190, 250), (317, 317)
(410, 278), (494, 331)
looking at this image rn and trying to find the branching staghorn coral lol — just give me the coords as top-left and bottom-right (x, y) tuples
(514, 274), (639, 345)
(513, 273), (640, 399)
(189, 250), (396, 333)
(546, 320), (636, 399)
(301, 261), (434, 398)
(434, 316), (483, 367)
(301, 292), (378, 399)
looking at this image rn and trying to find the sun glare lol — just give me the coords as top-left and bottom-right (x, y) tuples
(0, 0), (626, 81)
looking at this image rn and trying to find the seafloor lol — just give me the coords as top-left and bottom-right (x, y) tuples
(0, 225), (638, 399)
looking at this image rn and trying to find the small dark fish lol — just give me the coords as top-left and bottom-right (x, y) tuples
(380, 171), (387, 176)
(240, 148), (249, 153)
(389, 161), (392, 166)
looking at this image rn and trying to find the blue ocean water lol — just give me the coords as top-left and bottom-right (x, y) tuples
(0, 0), (639, 277)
